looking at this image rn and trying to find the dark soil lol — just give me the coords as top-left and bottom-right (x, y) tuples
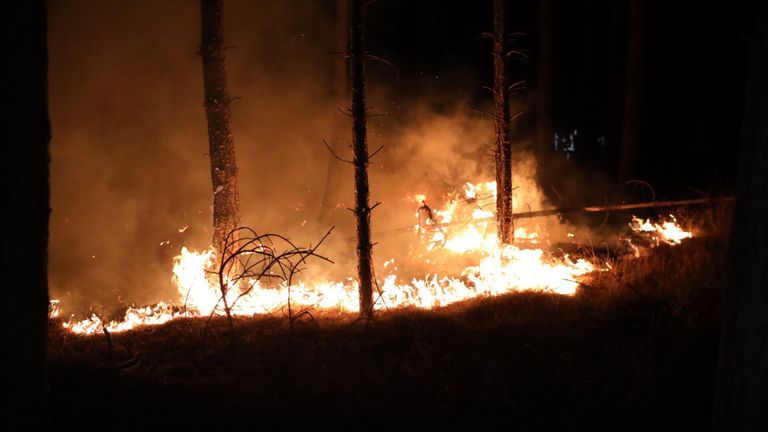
(48, 231), (727, 431)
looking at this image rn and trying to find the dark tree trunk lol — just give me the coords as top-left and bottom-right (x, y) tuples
(349, 0), (374, 319)
(606, 0), (625, 181)
(319, 0), (350, 223)
(200, 0), (240, 252)
(0, 1), (50, 429)
(713, 2), (768, 430)
(617, 0), (644, 182)
(493, 0), (514, 245)
(535, 0), (553, 168)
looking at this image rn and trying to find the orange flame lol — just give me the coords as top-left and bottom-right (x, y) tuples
(51, 183), (694, 334)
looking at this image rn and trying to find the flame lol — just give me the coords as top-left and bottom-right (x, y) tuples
(48, 299), (61, 318)
(61, 303), (184, 335)
(52, 182), (694, 335)
(629, 214), (693, 245)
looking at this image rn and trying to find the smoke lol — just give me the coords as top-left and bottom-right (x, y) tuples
(48, 0), (573, 315)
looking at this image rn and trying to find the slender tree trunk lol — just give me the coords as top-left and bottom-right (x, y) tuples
(536, 0), (553, 167)
(349, 0), (374, 319)
(713, 2), (768, 430)
(200, 0), (240, 252)
(319, 0), (350, 223)
(0, 1), (50, 429)
(493, 0), (514, 245)
(606, 0), (625, 180)
(618, 0), (644, 182)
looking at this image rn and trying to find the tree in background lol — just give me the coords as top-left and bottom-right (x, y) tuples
(535, 0), (553, 171)
(0, 1), (50, 429)
(713, 1), (768, 429)
(349, 0), (375, 319)
(617, 0), (644, 182)
(493, 0), (514, 245)
(200, 0), (241, 252)
(319, 0), (351, 223)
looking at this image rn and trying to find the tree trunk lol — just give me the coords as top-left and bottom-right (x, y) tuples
(0, 1), (50, 429)
(617, 0), (644, 182)
(319, 0), (350, 223)
(349, 0), (374, 319)
(606, 0), (625, 181)
(535, 0), (553, 168)
(493, 0), (514, 245)
(713, 2), (768, 430)
(200, 0), (240, 252)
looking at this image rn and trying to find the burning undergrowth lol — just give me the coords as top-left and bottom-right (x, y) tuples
(50, 153), (697, 335)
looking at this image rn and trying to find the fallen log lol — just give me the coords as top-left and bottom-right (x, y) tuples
(383, 195), (734, 236)
(508, 195), (735, 221)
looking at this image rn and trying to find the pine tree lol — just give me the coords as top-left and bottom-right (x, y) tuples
(349, 0), (375, 319)
(1, 1), (50, 429)
(200, 0), (240, 252)
(493, 0), (514, 245)
(713, 2), (768, 429)
(319, 0), (350, 223)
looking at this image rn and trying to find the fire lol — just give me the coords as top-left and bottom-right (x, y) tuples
(629, 214), (693, 245)
(51, 181), (694, 335)
(61, 303), (183, 335)
(48, 299), (61, 318)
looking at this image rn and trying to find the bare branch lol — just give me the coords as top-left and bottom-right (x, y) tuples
(471, 108), (496, 119)
(365, 53), (400, 80)
(368, 145), (384, 161)
(625, 179), (657, 202)
(323, 139), (354, 164)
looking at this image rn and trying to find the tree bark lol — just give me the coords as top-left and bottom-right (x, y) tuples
(713, 2), (768, 430)
(606, 0), (625, 181)
(0, 1), (50, 429)
(349, 0), (374, 319)
(617, 0), (644, 182)
(200, 0), (240, 252)
(319, 0), (350, 223)
(535, 0), (553, 167)
(493, 0), (514, 245)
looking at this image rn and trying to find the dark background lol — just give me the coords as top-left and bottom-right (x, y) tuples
(365, 0), (758, 198)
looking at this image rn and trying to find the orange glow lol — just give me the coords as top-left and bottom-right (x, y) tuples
(629, 214), (693, 245)
(51, 182), (694, 335)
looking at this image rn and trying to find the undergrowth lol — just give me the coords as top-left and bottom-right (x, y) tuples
(47, 205), (732, 431)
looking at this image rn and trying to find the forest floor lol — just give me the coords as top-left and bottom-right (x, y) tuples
(47, 205), (730, 431)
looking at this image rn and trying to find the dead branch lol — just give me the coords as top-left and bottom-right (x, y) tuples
(200, 226), (334, 335)
(324, 139), (354, 164)
(378, 195), (735, 238)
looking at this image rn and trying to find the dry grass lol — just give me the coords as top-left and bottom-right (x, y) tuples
(47, 204), (732, 431)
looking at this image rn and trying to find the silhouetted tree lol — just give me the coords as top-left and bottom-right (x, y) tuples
(349, 0), (375, 319)
(319, 0), (350, 223)
(0, 1), (50, 429)
(200, 0), (240, 252)
(493, 0), (514, 245)
(617, 0), (644, 182)
(713, 2), (768, 430)
(606, 0), (625, 180)
(535, 0), (553, 167)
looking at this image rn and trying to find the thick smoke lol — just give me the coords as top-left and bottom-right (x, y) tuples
(48, 0), (570, 315)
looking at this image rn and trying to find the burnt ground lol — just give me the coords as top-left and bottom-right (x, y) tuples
(48, 226), (728, 431)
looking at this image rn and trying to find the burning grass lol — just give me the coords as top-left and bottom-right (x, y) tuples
(48, 204), (730, 429)
(52, 178), (708, 336)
